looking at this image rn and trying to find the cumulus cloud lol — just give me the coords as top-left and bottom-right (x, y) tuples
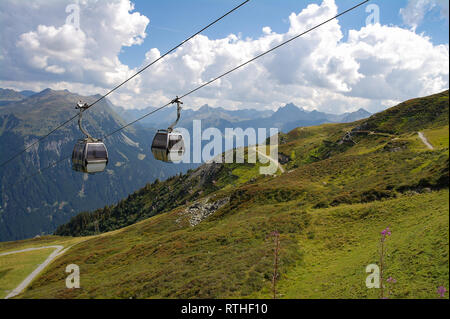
(343, 24), (449, 101)
(400, 0), (449, 30)
(128, 0), (447, 112)
(0, 0), (148, 87)
(0, 0), (448, 114)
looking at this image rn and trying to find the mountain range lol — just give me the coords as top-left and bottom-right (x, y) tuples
(116, 102), (371, 133)
(0, 87), (371, 242)
(0, 88), (36, 106)
(0, 88), (195, 241)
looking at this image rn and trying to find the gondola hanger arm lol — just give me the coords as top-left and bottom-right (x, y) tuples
(168, 96), (183, 132)
(75, 101), (94, 141)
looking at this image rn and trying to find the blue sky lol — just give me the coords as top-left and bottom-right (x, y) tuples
(0, 0), (448, 112)
(119, 0), (449, 69)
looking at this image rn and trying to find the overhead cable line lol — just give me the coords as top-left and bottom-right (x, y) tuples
(103, 0), (370, 139)
(0, 0), (251, 169)
(14, 0), (369, 185)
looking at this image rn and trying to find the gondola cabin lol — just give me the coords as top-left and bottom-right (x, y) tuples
(72, 140), (108, 174)
(151, 130), (185, 163)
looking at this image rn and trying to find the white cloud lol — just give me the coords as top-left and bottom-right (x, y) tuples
(343, 24), (449, 101)
(400, 0), (449, 30)
(127, 0), (447, 112)
(0, 0), (448, 114)
(262, 27), (272, 35)
(0, 0), (148, 87)
(45, 65), (66, 74)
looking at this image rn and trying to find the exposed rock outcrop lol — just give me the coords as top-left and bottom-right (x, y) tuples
(278, 153), (290, 164)
(178, 197), (230, 227)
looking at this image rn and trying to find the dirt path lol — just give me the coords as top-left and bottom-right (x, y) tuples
(2, 245), (64, 299)
(252, 146), (285, 174)
(418, 132), (434, 150)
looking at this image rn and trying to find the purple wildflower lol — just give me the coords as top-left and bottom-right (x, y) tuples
(381, 226), (391, 239)
(437, 286), (446, 298)
(386, 277), (397, 283)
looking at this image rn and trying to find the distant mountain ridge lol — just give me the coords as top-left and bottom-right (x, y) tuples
(116, 102), (371, 133)
(0, 88), (37, 104)
(0, 88), (26, 106)
(1, 88), (371, 129)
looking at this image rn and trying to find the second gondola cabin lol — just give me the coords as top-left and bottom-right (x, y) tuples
(151, 96), (185, 163)
(151, 130), (185, 163)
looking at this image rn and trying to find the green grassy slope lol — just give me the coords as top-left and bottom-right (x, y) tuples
(17, 190), (449, 299)
(359, 90), (449, 134)
(0, 248), (55, 298)
(11, 90), (450, 298)
(0, 235), (89, 254)
(0, 235), (93, 298)
(277, 190), (449, 299)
